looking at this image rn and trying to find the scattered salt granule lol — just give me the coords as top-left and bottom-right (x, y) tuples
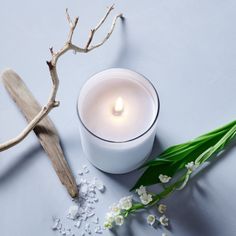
(61, 230), (66, 235)
(82, 165), (89, 174)
(94, 225), (103, 234)
(52, 218), (60, 230)
(92, 178), (105, 192)
(74, 220), (82, 228)
(67, 205), (79, 220)
(94, 197), (99, 202)
(52, 166), (105, 235)
(85, 223), (92, 234)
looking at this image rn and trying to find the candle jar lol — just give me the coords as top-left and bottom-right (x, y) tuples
(77, 68), (160, 174)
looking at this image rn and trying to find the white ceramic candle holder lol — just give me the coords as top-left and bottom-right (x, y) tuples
(77, 68), (160, 174)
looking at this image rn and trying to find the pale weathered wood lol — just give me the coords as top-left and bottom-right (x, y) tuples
(2, 69), (78, 198)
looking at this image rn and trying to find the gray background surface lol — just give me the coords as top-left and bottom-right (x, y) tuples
(1, 0), (236, 235)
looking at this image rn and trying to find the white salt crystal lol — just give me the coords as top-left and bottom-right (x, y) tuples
(52, 218), (62, 231)
(93, 178), (105, 192)
(61, 230), (66, 235)
(74, 220), (82, 228)
(94, 226), (103, 234)
(87, 212), (95, 218)
(51, 169), (105, 235)
(88, 191), (96, 198)
(57, 223), (62, 230)
(82, 165), (89, 173)
(85, 223), (92, 234)
(78, 178), (87, 185)
(52, 222), (59, 230)
(80, 184), (88, 196)
(68, 205), (79, 220)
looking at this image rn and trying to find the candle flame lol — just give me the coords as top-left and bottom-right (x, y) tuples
(113, 97), (124, 116)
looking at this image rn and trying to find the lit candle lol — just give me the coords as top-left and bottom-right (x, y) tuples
(77, 68), (160, 174)
(113, 97), (124, 116)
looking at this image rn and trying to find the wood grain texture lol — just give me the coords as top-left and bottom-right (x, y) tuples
(1, 69), (78, 198)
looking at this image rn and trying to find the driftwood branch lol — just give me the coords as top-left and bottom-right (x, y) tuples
(2, 69), (78, 198)
(0, 5), (123, 152)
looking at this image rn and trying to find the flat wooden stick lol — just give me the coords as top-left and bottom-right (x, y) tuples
(1, 69), (78, 198)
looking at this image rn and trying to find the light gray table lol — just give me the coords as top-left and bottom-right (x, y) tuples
(1, 0), (236, 235)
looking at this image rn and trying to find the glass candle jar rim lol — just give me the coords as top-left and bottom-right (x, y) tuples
(77, 68), (160, 143)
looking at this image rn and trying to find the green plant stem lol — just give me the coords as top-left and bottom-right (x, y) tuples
(122, 174), (186, 217)
(123, 121), (236, 218)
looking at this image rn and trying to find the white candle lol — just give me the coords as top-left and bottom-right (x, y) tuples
(77, 68), (160, 174)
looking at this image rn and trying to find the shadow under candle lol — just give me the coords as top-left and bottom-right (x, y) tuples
(102, 135), (165, 191)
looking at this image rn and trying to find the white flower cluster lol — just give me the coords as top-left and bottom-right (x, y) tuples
(104, 195), (133, 229)
(146, 203), (168, 235)
(136, 185), (153, 205)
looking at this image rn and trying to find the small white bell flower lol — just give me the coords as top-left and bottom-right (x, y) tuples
(159, 174), (171, 183)
(115, 215), (124, 226)
(110, 203), (121, 216)
(158, 204), (167, 214)
(185, 161), (197, 172)
(105, 212), (114, 223)
(147, 214), (156, 226)
(119, 196), (132, 210)
(140, 193), (153, 205)
(136, 185), (147, 196)
(159, 215), (169, 226)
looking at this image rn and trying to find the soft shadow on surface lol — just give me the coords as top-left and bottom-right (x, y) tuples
(0, 144), (42, 185)
(110, 18), (133, 68)
(103, 135), (164, 190)
(110, 210), (148, 236)
(104, 137), (236, 235)
(165, 140), (236, 236)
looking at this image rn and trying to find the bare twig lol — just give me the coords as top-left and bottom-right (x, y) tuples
(85, 4), (115, 49)
(0, 5), (123, 152)
(87, 13), (123, 52)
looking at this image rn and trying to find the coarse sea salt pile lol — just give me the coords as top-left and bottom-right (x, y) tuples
(52, 165), (105, 235)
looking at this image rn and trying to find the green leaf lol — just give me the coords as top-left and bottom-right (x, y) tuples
(131, 120), (236, 191)
(131, 162), (179, 191)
